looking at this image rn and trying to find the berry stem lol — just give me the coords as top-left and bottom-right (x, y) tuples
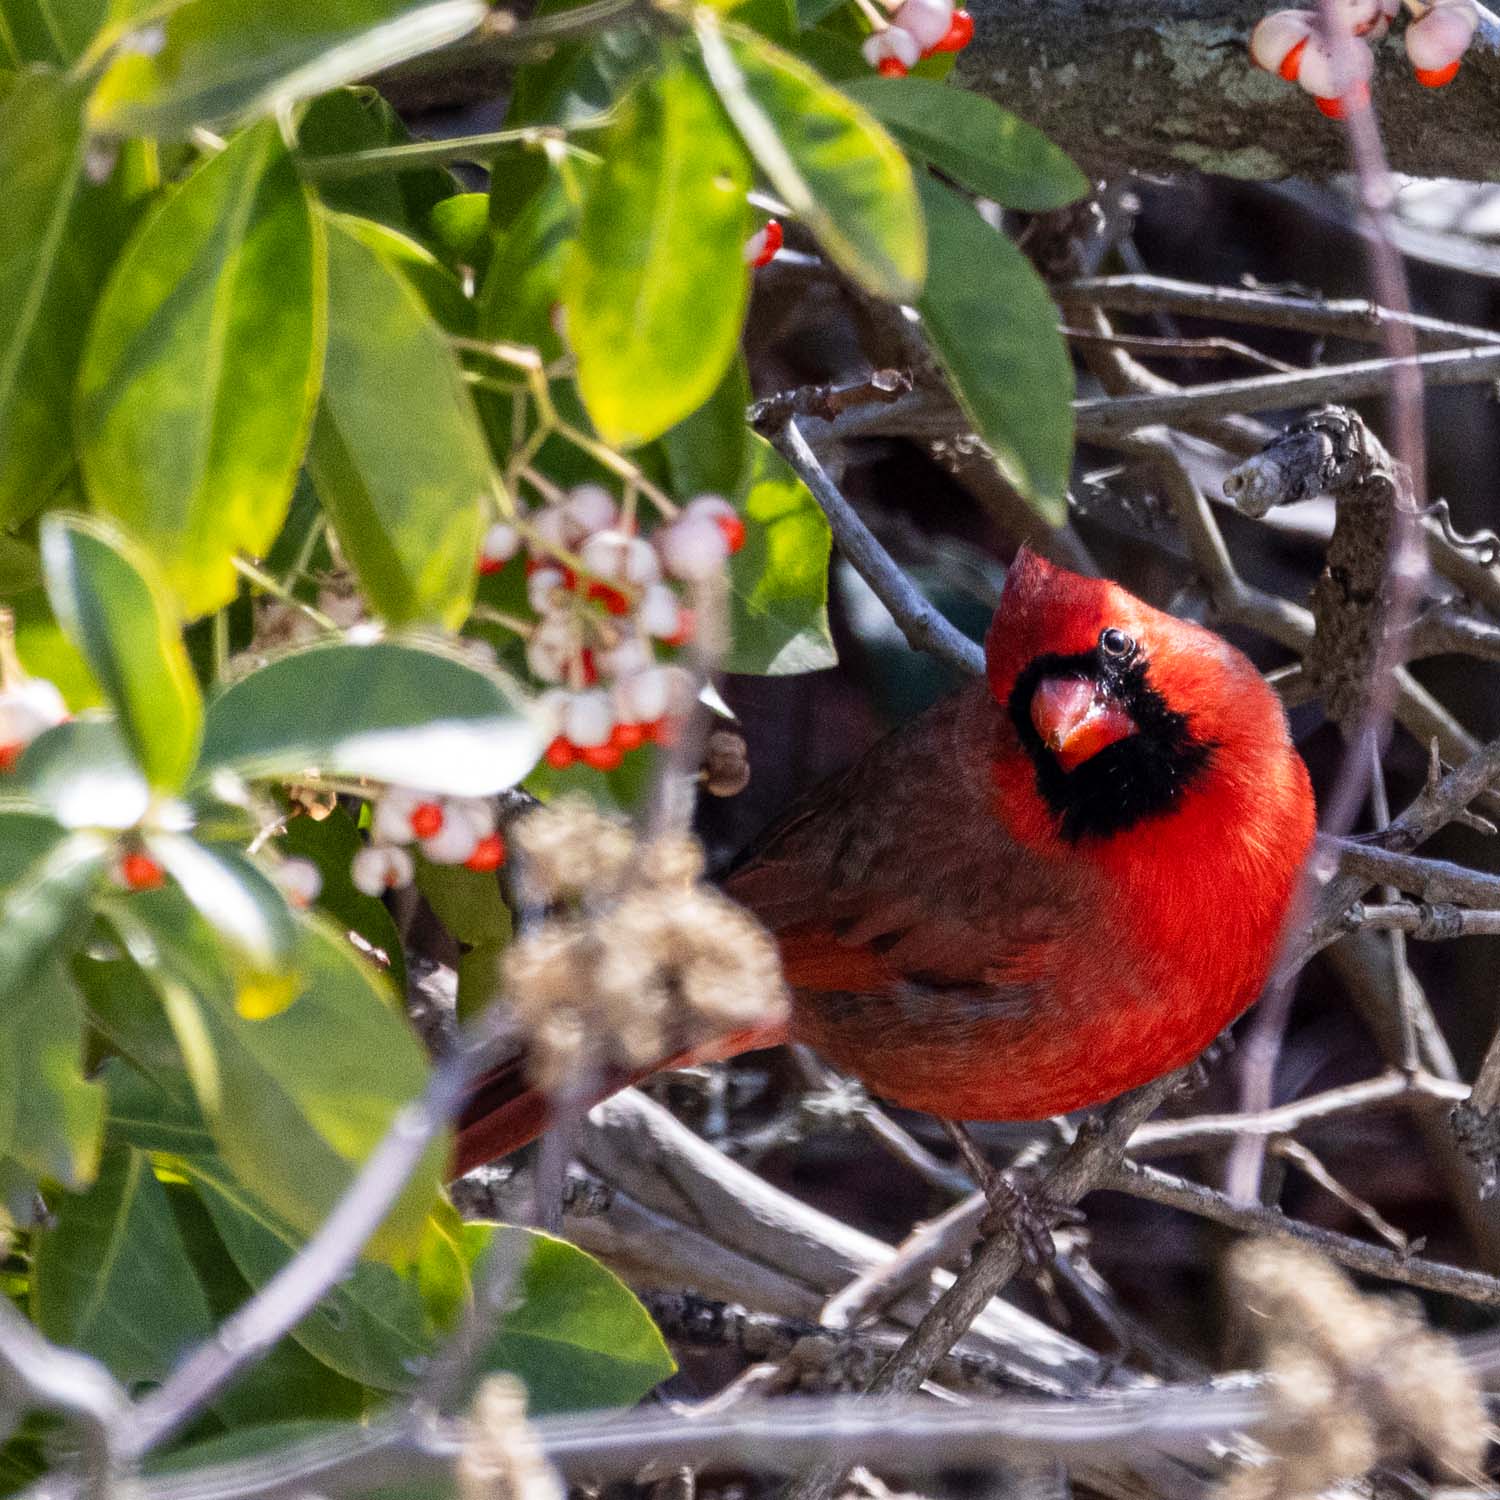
(231, 555), (339, 631)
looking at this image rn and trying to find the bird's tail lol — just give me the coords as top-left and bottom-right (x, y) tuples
(450, 1022), (787, 1178)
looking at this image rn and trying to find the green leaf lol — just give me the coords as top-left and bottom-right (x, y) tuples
(76, 120), (325, 619)
(197, 639), (543, 797)
(310, 216), (491, 630)
(146, 835), (299, 985)
(88, 0), (487, 138)
(335, 213), (472, 333)
(724, 433), (834, 674)
(696, 13), (923, 301)
(8, 960), (104, 1186)
(914, 175), (1073, 520)
(840, 78), (1088, 211)
(299, 85), (459, 235)
(181, 1156), (430, 1391)
(278, 806), (406, 995)
(564, 54), (752, 448)
(0, 0), (106, 65)
(136, 904), (442, 1260)
(470, 1225), (674, 1413)
(413, 855), (510, 1021)
(18, 717), (151, 830)
(662, 353), (750, 502)
(163, 1178), (370, 1422)
(32, 1144), (215, 1383)
(103, 1056), (214, 1157)
(429, 192), (492, 278)
(0, 811), (107, 1010)
(39, 514), (203, 789)
(0, 71), (116, 524)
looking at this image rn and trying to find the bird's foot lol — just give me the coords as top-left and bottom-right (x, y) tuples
(942, 1120), (1081, 1273)
(1178, 1027), (1237, 1097)
(976, 1167), (1083, 1271)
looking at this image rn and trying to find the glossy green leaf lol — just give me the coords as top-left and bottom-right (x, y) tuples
(134, 904), (443, 1260)
(0, 811), (107, 1008)
(103, 1056), (214, 1157)
(914, 175), (1073, 521)
(470, 1225), (674, 1413)
(414, 854), (510, 1021)
(18, 717), (150, 830)
(299, 85), (459, 234)
(197, 639), (544, 797)
(0, 0), (106, 65)
(0, 72), (111, 523)
(33, 1144), (214, 1382)
(146, 835), (299, 986)
(696, 13), (923, 301)
(278, 806), (406, 995)
(429, 192), (492, 278)
(39, 514), (202, 789)
(88, 0), (487, 137)
(724, 433), (834, 674)
(163, 1178), (370, 1423)
(841, 78), (1088, 211)
(77, 121), (324, 619)
(12, 586), (104, 711)
(335, 214), (472, 333)
(182, 1155), (430, 1390)
(662, 353), (750, 502)
(564, 55), (752, 447)
(310, 216), (491, 630)
(9, 960), (104, 1186)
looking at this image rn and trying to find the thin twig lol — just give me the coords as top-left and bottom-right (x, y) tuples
(767, 418), (984, 677)
(1104, 1158), (1500, 1308)
(1073, 345), (1500, 440)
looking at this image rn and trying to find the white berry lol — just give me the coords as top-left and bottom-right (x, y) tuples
(352, 844), (415, 896)
(861, 25), (921, 68)
(526, 615), (576, 683)
(1406, 0), (1477, 70)
(654, 516), (729, 581)
(640, 582), (684, 639)
(527, 565), (569, 615)
(1249, 8), (1316, 72)
(580, 529), (661, 587)
(563, 483), (618, 540)
(892, 0), (953, 50)
(563, 689), (614, 749)
(274, 858), (322, 908)
(420, 811), (481, 865)
(372, 787), (422, 845)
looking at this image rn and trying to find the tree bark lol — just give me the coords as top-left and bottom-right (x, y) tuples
(956, 0), (1500, 181)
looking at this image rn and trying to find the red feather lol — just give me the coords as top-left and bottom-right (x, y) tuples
(452, 548), (1315, 1174)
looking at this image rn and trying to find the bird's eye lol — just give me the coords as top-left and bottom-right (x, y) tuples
(1098, 627), (1135, 659)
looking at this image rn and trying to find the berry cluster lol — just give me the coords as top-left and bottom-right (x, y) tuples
(1251, 0), (1478, 115)
(860, 0), (973, 76)
(478, 482), (745, 775)
(0, 673), (67, 772)
(351, 789), (506, 896)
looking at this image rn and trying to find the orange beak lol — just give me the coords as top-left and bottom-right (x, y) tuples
(1030, 676), (1137, 772)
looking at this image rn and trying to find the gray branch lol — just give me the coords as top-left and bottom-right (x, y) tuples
(955, 1), (1500, 182)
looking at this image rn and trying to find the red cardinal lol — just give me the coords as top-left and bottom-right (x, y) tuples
(454, 549), (1316, 1174)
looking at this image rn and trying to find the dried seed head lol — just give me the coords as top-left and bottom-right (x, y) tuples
(458, 1375), (563, 1500)
(1222, 1240), (1487, 1497)
(510, 796), (636, 904)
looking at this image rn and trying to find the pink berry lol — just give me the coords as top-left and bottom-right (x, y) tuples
(1249, 9), (1317, 74)
(351, 844), (415, 896)
(862, 25), (920, 71)
(562, 483), (618, 540)
(580, 529), (660, 588)
(893, 0), (953, 51)
(1406, 0), (1476, 79)
(479, 521), (520, 574)
(655, 515), (730, 581)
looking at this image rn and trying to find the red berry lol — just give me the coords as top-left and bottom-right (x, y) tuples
(587, 581), (631, 616)
(526, 558), (577, 589)
(465, 833), (506, 872)
(579, 649), (599, 687)
(876, 55), (908, 75)
(1415, 59), (1461, 86)
(663, 608), (696, 648)
(1279, 35), (1307, 80)
(645, 717), (678, 747)
(121, 852), (165, 891)
(931, 9), (973, 52)
(581, 742), (624, 771)
(410, 802), (444, 839)
(478, 556), (506, 576)
(747, 220), (783, 269)
(0, 742), (21, 773)
(611, 721), (646, 752)
(545, 737), (576, 770)
(714, 514), (747, 554)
